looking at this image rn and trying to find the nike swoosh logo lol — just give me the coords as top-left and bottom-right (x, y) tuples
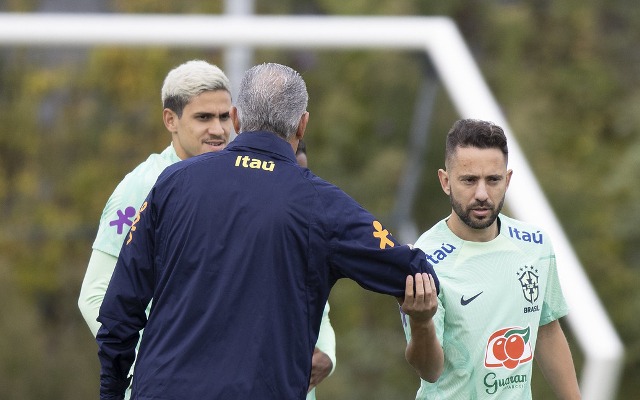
(460, 291), (483, 306)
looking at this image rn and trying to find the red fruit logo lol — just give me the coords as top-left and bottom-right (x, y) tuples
(484, 326), (533, 369)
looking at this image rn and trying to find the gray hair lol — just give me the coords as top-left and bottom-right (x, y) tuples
(161, 60), (231, 117)
(235, 63), (308, 140)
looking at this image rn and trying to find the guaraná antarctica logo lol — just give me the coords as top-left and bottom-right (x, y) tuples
(484, 325), (533, 370)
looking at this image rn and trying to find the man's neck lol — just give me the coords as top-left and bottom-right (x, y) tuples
(446, 214), (500, 242)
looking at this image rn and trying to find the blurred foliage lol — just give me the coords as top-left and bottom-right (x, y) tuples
(0, 0), (639, 399)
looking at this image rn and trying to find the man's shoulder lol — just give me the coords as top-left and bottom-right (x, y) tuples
(414, 218), (450, 248)
(92, 146), (176, 255)
(291, 169), (348, 200)
(120, 147), (178, 187)
(499, 214), (549, 247)
(130, 147), (176, 175)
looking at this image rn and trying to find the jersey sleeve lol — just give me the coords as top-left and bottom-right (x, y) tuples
(97, 193), (157, 398)
(78, 249), (118, 336)
(540, 251), (569, 325)
(93, 155), (170, 257)
(314, 302), (336, 374)
(92, 176), (143, 258)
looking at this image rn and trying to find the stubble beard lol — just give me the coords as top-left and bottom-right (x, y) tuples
(450, 194), (505, 230)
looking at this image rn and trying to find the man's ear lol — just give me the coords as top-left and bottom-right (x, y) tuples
(295, 111), (309, 141)
(230, 106), (241, 133)
(505, 169), (513, 190)
(437, 169), (450, 195)
(163, 108), (178, 133)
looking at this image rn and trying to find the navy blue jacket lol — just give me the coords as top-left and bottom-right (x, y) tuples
(97, 131), (439, 400)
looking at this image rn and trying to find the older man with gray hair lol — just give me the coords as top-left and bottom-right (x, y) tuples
(96, 62), (440, 399)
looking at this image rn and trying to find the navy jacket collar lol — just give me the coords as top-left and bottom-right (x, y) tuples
(227, 131), (297, 163)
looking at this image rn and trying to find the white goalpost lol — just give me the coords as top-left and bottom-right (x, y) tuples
(0, 13), (624, 400)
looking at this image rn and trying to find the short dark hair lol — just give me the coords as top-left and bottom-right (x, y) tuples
(445, 119), (508, 167)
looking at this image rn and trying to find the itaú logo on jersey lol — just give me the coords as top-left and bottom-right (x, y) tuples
(484, 326), (533, 370)
(424, 243), (456, 265)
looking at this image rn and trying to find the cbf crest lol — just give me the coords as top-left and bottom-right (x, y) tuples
(517, 265), (539, 304)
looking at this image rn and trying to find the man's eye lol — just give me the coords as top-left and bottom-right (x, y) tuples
(220, 114), (230, 121)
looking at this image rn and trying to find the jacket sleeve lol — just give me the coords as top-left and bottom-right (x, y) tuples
(96, 195), (157, 399)
(327, 191), (439, 298)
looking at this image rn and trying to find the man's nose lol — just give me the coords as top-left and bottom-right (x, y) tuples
(475, 182), (489, 201)
(207, 118), (224, 134)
